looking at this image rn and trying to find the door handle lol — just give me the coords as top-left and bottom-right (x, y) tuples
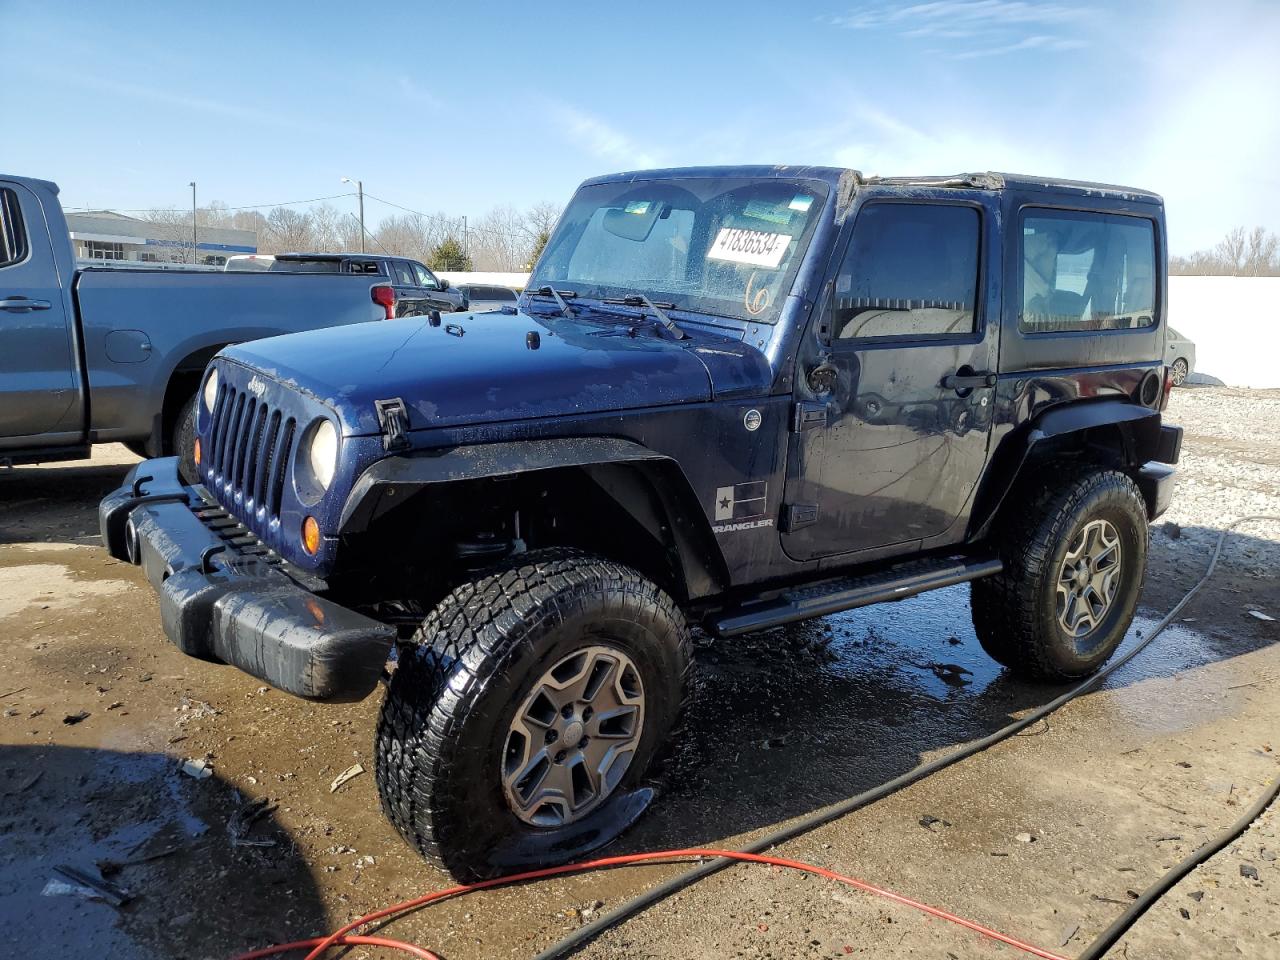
(0, 297), (52, 312)
(941, 370), (997, 391)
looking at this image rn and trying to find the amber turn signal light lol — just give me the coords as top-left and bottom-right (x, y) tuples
(302, 515), (321, 555)
(193, 437), (202, 466)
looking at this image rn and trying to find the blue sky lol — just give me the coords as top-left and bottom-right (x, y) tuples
(6, 0), (1278, 252)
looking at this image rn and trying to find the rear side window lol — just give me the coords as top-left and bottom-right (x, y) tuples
(269, 259), (341, 273)
(392, 260), (417, 285)
(833, 203), (980, 340)
(1020, 210), (1156, 333)
(0, 188), (29, 269)
(411, 263), (440, 289)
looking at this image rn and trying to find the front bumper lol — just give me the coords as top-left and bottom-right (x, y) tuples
(99, 458), (395, 702)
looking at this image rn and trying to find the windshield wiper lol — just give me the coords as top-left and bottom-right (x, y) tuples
(526, 285), (577, 318)
(601, 294), (688, 340)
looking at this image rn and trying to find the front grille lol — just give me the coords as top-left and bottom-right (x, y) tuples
(206, 382), (297, 530)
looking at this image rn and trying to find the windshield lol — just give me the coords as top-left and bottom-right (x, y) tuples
(529, 177), (828, 325)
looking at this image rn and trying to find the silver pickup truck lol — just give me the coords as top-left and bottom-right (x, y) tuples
(0, 174), (401, 478)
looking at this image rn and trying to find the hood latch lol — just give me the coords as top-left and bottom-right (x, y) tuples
(374, 398), (411, 452)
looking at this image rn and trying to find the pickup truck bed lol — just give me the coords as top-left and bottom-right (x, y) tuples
(0, 173), (395, 467)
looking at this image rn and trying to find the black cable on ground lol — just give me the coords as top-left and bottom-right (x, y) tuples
(1076, 770), (1280, 960)
(533, 516), (1280, 960)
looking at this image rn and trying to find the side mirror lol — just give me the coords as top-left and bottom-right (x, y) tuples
(437, 277), (450, 290)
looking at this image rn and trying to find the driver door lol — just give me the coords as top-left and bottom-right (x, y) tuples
(782, 192), (1000, 562)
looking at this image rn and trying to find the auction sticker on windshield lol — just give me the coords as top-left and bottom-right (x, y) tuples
(707, 227), (792, 268)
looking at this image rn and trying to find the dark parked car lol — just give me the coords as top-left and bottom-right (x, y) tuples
(229, 252), (467, 315)
(454, 283), (519, 312)
(104, 165), (1181, 881)
(1164, 326), (1197, 386)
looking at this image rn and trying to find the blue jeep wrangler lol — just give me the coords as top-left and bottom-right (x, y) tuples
(101, 166), (1181, 879)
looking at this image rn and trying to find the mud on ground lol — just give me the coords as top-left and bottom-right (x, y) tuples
(1, 386), (1277, 960)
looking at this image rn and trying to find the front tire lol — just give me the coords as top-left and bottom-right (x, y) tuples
(374, 549), (690, 880)
(1171, 358), (1189, 387)
(171, 393), (198, 484)
(971, 468), (1148, 681)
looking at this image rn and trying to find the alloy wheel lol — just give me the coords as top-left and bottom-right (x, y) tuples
(1056, 518), (1123, 638)
(501, 645), (645, 827)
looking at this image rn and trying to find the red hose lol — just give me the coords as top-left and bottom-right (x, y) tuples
(232, 934), (439, 958)
(230, 847), (1068, 960)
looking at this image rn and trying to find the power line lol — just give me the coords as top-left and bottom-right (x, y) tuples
(63, 192), (358, 214)
(362, 192), (530, 242)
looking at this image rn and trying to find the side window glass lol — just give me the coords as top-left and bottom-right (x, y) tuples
(834, 203), (980, 340)
(0, 188), (30, 269)
(413, 263), (439, 289)
(1020, 211), (1156, 333)
(392, 261), (416, 285)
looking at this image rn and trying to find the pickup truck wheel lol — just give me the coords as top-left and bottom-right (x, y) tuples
(374, 549), (690, 881)
(971, 468), (1148, 681)
(171, 393), (198, 484)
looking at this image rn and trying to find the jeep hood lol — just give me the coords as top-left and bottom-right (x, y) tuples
(219, 311), (768, 436)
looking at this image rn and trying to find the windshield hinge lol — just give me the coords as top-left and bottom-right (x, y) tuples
(374, 398), (411, 452)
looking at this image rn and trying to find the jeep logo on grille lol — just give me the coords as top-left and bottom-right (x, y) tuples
(247, 376), (267, 397)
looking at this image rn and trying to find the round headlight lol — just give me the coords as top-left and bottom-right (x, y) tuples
(307, 419), (339, 492)
(202, 368), (219, 412)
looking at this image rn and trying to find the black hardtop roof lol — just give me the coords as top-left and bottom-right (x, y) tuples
(582, 166), (1162, 204)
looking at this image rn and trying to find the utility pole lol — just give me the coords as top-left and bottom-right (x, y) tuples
(189, 181), (197, 263)
(462, 215), (468, 268)
(342, 177), (365, 252)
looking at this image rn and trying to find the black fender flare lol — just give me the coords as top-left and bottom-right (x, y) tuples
(338, 437), (729, 601)
(970, 400), (1169, 538)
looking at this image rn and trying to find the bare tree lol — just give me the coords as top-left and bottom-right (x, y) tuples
(1170, 226), (1280, 276)
(131, 194), (562, 269)
(139, 208), (198, 263)
(469, 204), (531, 271)
(372, 213), (443, 261)
(308, 203), (349, 253)
(261, 207), (315, 253)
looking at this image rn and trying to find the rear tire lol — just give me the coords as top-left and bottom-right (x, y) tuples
(171, 394), (198, 484)
(971, 467), (1148, 681)
(374, 549), (690, 880)
(1171, 358), (1189, 387)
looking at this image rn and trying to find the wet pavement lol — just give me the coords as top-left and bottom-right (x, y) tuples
(1, 387), (1278, 960)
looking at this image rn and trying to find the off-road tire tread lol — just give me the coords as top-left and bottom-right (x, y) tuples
(172, 393), (198, 484)
(374, 548), (691, 878)
(971, 466), (1147, 680)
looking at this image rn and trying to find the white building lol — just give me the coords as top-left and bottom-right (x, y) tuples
(65, 210), (257, 267)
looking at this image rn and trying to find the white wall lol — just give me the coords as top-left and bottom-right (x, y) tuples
(438, 271), (530, 290)
(1167, 277), (1280, 388)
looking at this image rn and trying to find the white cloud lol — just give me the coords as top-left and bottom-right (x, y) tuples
(397, 76), (442, 110)
(547, 102), (662, 170)
(824, 1), (1091, 57)
(951, 33), (1087, 58)
(827, 1), (1089, 31)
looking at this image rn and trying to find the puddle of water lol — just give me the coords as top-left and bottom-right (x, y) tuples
(641, 585), (1232, 851)
(0, 562), (132, 620)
